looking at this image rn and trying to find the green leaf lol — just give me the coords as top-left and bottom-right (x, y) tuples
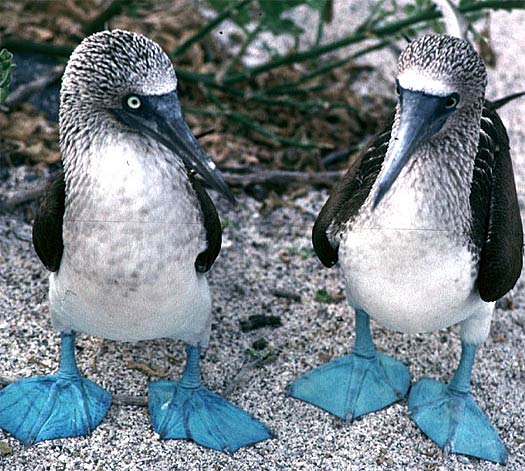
(264, 17), (304, 35)
(0, 49), (15, 104)
(403, 4), (415, 15)
(259, 0), (304, 17)
(288, 246), (315, 259)
(208, 0), (251, 26)
(258, 0), (306, 35)
(304, 0), (327, 11)
(315, 288), (334, 303)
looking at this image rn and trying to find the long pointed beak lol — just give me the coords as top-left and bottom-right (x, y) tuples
(115, 91), (236, 205)
(372, 89), (449, 209)
(153, 104), (236, 205)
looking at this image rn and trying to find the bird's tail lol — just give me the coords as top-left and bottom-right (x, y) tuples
(486, 91), (525, 110)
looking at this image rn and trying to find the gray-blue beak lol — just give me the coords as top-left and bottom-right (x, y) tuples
(372, 87), (453, 209)
(114, 91), (236, 205)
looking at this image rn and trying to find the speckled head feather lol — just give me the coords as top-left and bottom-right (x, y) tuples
(59, 29), (178, 160)
(60, 30), (176, 111)
(397, 35), (487, 103)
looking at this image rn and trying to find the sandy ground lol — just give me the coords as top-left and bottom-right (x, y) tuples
(1, 4), (524, 471)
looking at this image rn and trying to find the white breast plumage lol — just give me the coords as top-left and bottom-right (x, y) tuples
(50, 134), (211, 344)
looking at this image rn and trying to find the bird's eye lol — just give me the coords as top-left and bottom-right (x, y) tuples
(126, 95), (142, 110)
(445, 93), (460, 109)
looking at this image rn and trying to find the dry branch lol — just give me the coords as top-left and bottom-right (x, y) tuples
(0, 170), (343, 212)
(223, 170), (343, 187)
(5, 65), (64, 107)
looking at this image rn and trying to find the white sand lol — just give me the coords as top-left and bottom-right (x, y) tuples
(1, 4), (524, 471)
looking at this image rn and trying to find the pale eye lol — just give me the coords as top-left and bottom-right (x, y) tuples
(126, 95), (142, 110)
(445, 93), (460, 109)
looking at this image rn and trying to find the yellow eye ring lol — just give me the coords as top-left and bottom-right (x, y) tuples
(126, 96), (141, 109)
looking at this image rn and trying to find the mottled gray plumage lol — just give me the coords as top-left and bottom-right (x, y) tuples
(34, 30), (225, 344)
(397, 34), (487, 96)
(20, 31), (272, 452)
(301, 34), (522, 464)
(313, 34), (522, 343)
(59, 30), (177, 189)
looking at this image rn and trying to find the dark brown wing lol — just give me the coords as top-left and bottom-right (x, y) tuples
(189, 176), (222, 273)
(470, 106), (524, 302)
(312, 117), (393, 268)
(32, 171), (66, 272)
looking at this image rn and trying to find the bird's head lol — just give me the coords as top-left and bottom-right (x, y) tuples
(373, 34), (487, 209)
(60, 29), (235, 204)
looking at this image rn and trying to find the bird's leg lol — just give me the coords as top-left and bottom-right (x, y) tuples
(59, 331), (81, 377)
(353, 308), (376, 357)
(408, 341), (507, 464)
(0, 332), (111, 445)
(288, 309), (410, 420)
(148, 344), (273, 453)
(179, 344), (201, 388)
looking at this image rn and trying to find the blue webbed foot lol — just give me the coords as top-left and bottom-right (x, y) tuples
(0, 373), (111, 444)
(289, 310), (410, 420)
(408, 379), (507, 464)
(0, 333), (111, 444)
(288, 352), (410, 420)
(148, 345), (273, 453)
(408, 342), (507, 464)
(149, 380), (273, 453)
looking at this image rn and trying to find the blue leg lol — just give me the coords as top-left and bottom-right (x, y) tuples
(148, 345), (273, 453)
(0, 332), (111, 444)
(408, 342), (507, 464)
(288, 310), (410, 420)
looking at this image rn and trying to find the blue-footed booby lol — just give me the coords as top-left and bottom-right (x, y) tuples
(289, 34), (523, 464)
(0, 30), (272, 452)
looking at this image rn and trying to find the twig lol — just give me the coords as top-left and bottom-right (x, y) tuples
(220, 0), (525, 85)
(488, 91), (525, 110)
(261, 57), (363, 96)
(5, 65), (64, 106)
(314, 0), (332, 47)
(0, 127), (214, 212)
(226, 110), (333, 150)
(221, 23), (262, 77)
(321, 145), (360, 166)
(217, 164), (254, 173)
(84, 0), (133, 36)
(194, 128), (216, 139)
(222, 358), (262, 397)
(271, 288), (302, 302)
(223, 169), (343, 186)
(0, 375), (148, 407)
(113, 393), (148, 407)
(259, 41), (384, 99)
(0, 38), (73, 57)
(240, 315), (282, 332)
(126, 361), (171, 378)
(173, 0), (252, 57)
(244, 93), (361, 114)
(0, 170), (342, 212)
(185, 107), (331, 149)
(0, 177), (54, 211)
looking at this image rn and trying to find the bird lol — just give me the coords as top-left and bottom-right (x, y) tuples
(0, 30), (272, 453)
(288, 34), (523, 464)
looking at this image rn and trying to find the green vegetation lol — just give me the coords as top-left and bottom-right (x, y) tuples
(0, 49), (15, 104)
